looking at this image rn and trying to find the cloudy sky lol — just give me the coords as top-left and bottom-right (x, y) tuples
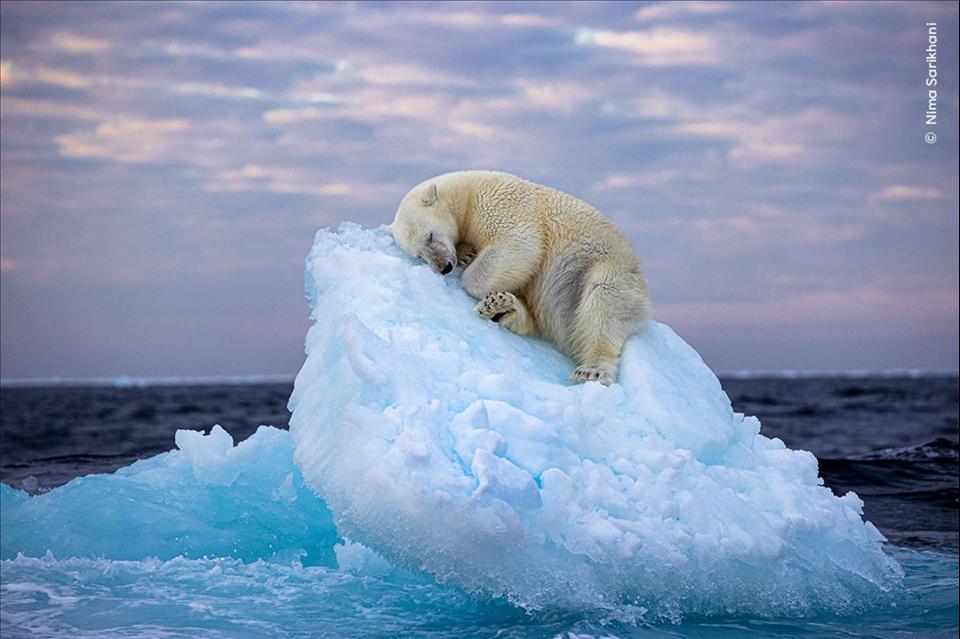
(1, 1), (957, 379)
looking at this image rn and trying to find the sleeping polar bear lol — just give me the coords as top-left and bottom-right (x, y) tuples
(388, 170), (652, 385)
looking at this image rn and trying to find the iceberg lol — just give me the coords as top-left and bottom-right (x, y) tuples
(288, 223), (902, 618)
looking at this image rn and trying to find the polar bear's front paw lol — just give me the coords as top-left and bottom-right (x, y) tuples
(456, 242), (477, 268)
(475, 291), (517, 323)
(571, 364), (615, 386)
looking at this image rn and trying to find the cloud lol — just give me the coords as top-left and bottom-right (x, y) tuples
(349, 62), (474, 88)
(411, 9), (506, 29)
(0, 60), (11, 85)
(148, 8), (564, 69)
(211, 164), (349, 197)
(171, 81), (264, 100)
(511, 79), (592, 114)
(208, 164), (403, 201)
(336, 90), (449, 121)
(262, 106), (336, 125)
(642, 203), (866, 251)
(873, 185), (945, 201)
(633, 1), (733, 22)
(575, 27), (720, 66)
(443, 119), (508, 140)
(598, 88), (702, 120)
(0, 96), (112, 121)
(498, 13), (566, 28)
(30, 65), (93, 89)
(364, 8), (567, 31)
(8, 61), (269, 102)
(658, 286), (958, 329)
(602, 88), (852, 166)
(596, 174), (640, 190)
(264, 77), (587, 152)
(47, 31), (111, 54)
(594, 171), (677, 190)
(670, 107), (848, 164)
(55, 117), (190, 163)
(160, 39), (334, 64)
(160, 41), (234, 60)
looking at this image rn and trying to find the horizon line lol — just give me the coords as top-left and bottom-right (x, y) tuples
(1, 369), (957, 389)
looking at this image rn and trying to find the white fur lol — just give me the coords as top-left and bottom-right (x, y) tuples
(389, 170), (652, 384)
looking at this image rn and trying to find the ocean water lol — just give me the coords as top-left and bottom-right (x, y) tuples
(1, 376), (957, 638)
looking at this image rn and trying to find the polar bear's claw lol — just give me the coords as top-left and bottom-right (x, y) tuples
(571, 365), (614, 386)
(456, 242), (478, 268)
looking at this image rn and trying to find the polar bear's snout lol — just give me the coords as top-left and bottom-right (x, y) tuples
(425, 239), (457, 276)
(422, 247), (455, 275)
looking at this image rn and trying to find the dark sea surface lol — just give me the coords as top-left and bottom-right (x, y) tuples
(3, 376), (957, 552)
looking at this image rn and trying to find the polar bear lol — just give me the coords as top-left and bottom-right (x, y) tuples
(388, 170), (651, 385)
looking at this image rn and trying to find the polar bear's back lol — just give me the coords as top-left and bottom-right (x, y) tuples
(534, 183), (638, 263)
(455, 170), (638, 263)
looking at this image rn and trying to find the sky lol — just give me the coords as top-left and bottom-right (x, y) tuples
(0, 0), (958, 379)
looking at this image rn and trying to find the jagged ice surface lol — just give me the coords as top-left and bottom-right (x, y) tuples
(287, 224), (902, 618)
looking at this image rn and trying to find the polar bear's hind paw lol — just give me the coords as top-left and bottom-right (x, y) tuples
(475, 292), (516, 322)
(571, 364), (614, 386)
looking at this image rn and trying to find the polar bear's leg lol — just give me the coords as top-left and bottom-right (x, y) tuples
(475, 291), (536, 336)
(461, 242), (541, 300)
(570, 263), (649, 385)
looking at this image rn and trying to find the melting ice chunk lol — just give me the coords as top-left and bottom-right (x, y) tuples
(1, 427), (338, 566)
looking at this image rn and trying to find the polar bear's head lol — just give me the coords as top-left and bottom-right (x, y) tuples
(388, 182), (458, 275)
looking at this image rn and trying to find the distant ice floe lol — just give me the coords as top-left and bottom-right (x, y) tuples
(0, 373), (296, 389)
(718, 369), (958, 380)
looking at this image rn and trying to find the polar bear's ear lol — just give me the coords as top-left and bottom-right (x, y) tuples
(419, 183), (438, 207)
